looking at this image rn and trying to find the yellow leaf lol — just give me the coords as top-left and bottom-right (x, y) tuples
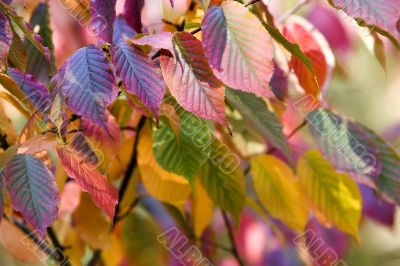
(251, 155), (309, 231)
(297, 150), (362, 241)
(138, 123), (191, 205)
(192, 178), (214, 238)
(72, 193), (112, 249)
(107, 135), (135, 181)
(102, 234), (124, 266)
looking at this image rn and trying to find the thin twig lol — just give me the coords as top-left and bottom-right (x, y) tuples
(245, 0), (261, 7)
(221, 211), (245, 266)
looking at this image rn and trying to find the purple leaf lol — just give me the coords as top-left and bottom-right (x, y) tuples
(360, 184), (395, 227)
(59, 45), (117, 128)
(269, 62), (288, 100)
(0, 12), (12, 66)
(8, 68), (50, 115)
(202, 1), (274, 97)
(90, 0), (117, 43)
(329, 0), (400, 47)
(113, 15), (136, 44)
(111, 42), (166, 116)
(123, 0), (145, 33)
(1, 154), (58, 236)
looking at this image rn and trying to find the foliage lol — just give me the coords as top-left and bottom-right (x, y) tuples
(0, 0), (399, 265)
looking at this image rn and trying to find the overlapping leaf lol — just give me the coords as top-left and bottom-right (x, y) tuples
(8, 68), (50, 115)
(297, 150), (362, 240)
(24, 2), (55, 82)
(307, 108), (381, 186)
(8, 30), (27, 71)
(226, 89), (292, 164)
(131, 32), (173, 50)
(138, 123), (191, 205)
(57, 147), (118, 218)
(0, 12), (12, 66)
(112, 42), (166, 117)
(113, 15), (136, 44)
(123, 0), (145, 33)
(328, 0), (400, 48)
(161, 32), (225, 125)
(90, 0), (117, 43)
(282, 17), (334, 97)
(198, 138), (245, 221)
(59, 45), (117, 128)
(1, 154), (58, 236)
(202, 1), (274, 97)
(251, 155), (308, 231)
(152, 111), (211, 183)
(357, 125), (400, 205)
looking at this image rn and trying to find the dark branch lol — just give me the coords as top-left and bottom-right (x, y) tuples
(222, 211), (245, 266)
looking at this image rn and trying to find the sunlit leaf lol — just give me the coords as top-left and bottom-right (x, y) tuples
(199, 138), (245, 221)
(161, 32), (225, 125)
(138, 123), (191, 205)
(59, 45), (117, 128)
(297, 150), (362, 240)
(328, 0), (400, 48)
(251, 155), (308, 231)
(57, 146), (118, 218)
(1, 154), (58, 236)
(17, 133), (59, 155)
(226, 89), (292, 164)
(192, 178), (214, 237)
(152, 111), (210, 183)
(202, 1), (274, 97)
(131, 32), (173, 50)
(282, 16), (334, 97)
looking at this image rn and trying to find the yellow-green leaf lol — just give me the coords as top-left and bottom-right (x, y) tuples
(251, 155), (308, 231)
(297, 150), (362, 241)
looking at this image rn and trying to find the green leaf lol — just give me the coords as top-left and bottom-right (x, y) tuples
(153, 111), (211, 184)
(199, 138), (245, 221)
(8, 28), (27, 71)
(226, 88), (292, 165)
(25, 2), (56, 81)
(121, 209), (169, 266)
(0, 1), (45, 56)
(297, 150), (362, 241)
(251, 155), (308, 231)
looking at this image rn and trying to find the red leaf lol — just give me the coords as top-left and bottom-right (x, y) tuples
(282, 16), (334, 97)
(57, 147), (118, 218)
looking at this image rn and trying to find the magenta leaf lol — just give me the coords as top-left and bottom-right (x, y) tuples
(8, 68), (50, 115)
(111, 42), (166, 116)
(1, 154), (58, 236)
(202, 1), (274, 97)
(123, 0), (145, 33)
(59, 45), (117, 128)
(90, 0), (117, 43)
(360, 184), (395, 226)
(329, 0), (400, 47)
(0, 12), (12, 65)
(113, 15), (136, 44)
(161, 32), (226, 125)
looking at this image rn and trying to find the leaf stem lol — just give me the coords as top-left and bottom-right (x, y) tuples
(221, 211), (245, 266)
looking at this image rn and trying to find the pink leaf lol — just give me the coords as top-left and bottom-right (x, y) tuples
(111, 42), (166, 116)
(57, 147), (118, 218)
(202, 1), (274, 97)
(1, 154), (58, 236)
(131, 32), (173, 50)
(161, 32), (226, 125)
